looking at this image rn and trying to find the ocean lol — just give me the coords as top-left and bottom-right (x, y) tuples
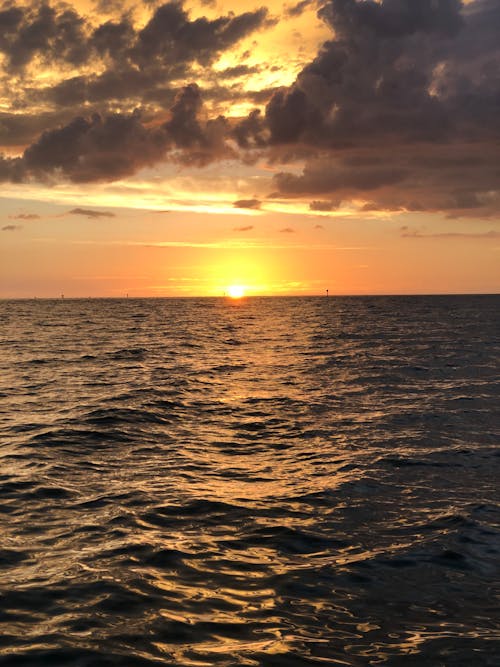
(0, 295), (498, 666)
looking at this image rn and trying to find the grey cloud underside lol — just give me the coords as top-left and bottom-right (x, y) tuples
(266, 0), (500, 216)
(265, 0), (500, 216)
(0, 0), (499, 218)
(275, 143), (500, 217)
(1, 85), (232, 182)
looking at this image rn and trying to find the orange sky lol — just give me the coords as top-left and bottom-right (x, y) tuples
(0, 0), (498, 297)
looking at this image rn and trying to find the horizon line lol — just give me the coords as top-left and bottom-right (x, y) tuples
(1, 292), (499, 301)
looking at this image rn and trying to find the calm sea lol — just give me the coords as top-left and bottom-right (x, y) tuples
(0, 296), (499, 666)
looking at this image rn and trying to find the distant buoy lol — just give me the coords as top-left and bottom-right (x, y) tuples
(326, 289), (329, 297)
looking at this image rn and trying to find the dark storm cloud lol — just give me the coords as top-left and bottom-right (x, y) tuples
(0, 3), (89, 70)
(275, 160), (407, 194)
(0, 2), (271, 126)
(0, 2), (271, 72)
(0, 0), (498, 221)
(163, 84), (231, 164)
(233, 199), (261, 209)
(164, 83), (205, 149)
(19, 111), (169, 182)
(40, 68), (180, 111)
(91, 18), (135, 62)
(232, 109), (268, 149)
(0, 110), (87, 147)
(266, 0), (500, 217)
(133, 3), (272, 68)
(68, 208), (116, 219)
(266, 0), (469, 147)
(273, 143), (500, 217)
(0, 85), (233, 183)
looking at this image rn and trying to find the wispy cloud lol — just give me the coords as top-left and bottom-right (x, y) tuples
(2, 224), (22, 231)
(68, 208), (116, 219)
(401, 229), (500, 240)
(233, 199), (261, 210)
(30, 237), (371, 252)
(233, 225), (254, 232)
(9, 213), (40, 220)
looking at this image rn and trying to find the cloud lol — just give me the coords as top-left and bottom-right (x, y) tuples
(132, 3), (272, 69)
(233, 225), (254, 231)
(17, 111), (167, 182)
(275, 160), (407, 194)
(0, 84), (234, 183)
(280, 227), (295, 233)
(9, 213), (40, 220)
(232, 109), (268, 149)
(0, 1), (272, 154)
(219, 64), (261, 79)
(0, 4), (88, 71)
(309, 200), (339, 212)
(233, 199), (261, 209)
(0, 2), (271, 73)
(68, 208), (116, 219)
(0, 0), (498, 222)
(286, 1), (316, 18)
(2, 224), (22, 231)
(0, 110), (86, 147)
(265, 0), (500, 217)
(401, 229), (500, 240)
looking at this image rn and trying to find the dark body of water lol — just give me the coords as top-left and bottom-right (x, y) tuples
(0, 295), (499, 666)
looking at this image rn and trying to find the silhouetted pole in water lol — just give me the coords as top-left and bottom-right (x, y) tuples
(326, 289), (329, 297)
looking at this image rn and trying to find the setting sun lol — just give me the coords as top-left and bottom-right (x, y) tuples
(227, 285), (246, 299)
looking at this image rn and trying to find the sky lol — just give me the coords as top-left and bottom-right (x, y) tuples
(0, 0), (499, 297)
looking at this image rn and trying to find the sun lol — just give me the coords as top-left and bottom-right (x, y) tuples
(227, 285), (246, 299)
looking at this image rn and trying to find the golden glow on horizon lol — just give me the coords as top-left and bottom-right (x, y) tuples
(227, 285), (246, 299)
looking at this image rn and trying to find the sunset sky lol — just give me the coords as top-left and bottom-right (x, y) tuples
(1, 0), (499, 297)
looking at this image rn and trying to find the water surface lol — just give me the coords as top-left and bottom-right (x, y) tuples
(1, 296), (499, 665)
